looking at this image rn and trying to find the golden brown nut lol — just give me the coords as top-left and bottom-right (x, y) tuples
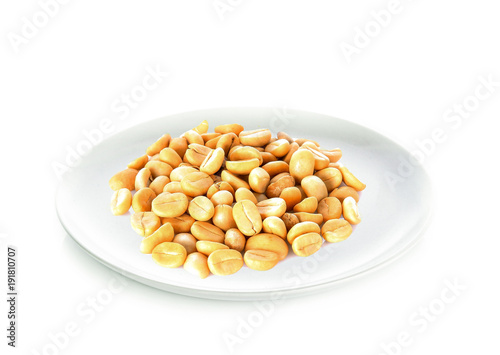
(321, 219), (352, 243)
(212, 205), (237, 231)
(188, 196), (215, 222)
(146, 134), (171, 156)
(109, 168), (138, 191)
(342, 196), (361, 224)
(140, 223), (175, 254)
(190, 221), (225, 243)
(180, 172), (213, 197)
(244, 233), (289, 260)
(224, 228), (246, 252)
(110, 188), (132, 215)
(317, 197), (342, 221)
(132, 187), (156, 212)
(131, 211), (161, 237)
(244, 250), (279, 271)
(152, 242), (187, 268)
(184, 252), (210, 278)
(289, 149), (315, 183)
(207, 249), (244, 276)
(152, 192), (189, 217)
(329, 186), (360, 203)
(127, 155), (148, 170)
(173, 233), (197, 254)
(232, 200), (263, 236)
(292, 232), (322, 257)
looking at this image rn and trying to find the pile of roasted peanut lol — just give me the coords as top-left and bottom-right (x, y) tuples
(109, 121), (365, 278)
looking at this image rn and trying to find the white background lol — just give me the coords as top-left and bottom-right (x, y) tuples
(1, 0), (499, 354)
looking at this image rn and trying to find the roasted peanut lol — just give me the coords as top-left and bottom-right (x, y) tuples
(169, 137), (188, 158)
(132, 187), (156, 212)
(294, 212), (324, 224)
(292, 196), (318, 213)
(224, 228), (246, 252)
(244, 250), (279, 271)
(229, 146), (263, 164)
(207, 181), (235, 199)
(286, 221), (321, 244)
(281, 212), (299, 230)
(261, 161), (289, 178)
(162, 214), (195, 234)
(265, 139), (291, 158)
(248, 168), (270, 194)
(289, 149), (314, 183)
(314, 167), (342, 192)
(135, 168), (152, 190)
(188, 196), (215, 221)
(239, 129), (272, 147)
(159, 147), (182, 168)
(110, 188), (132, 215)
(217, 133), (240, 155)
(127, 155), (148, 170)
(200, 147), (225, 175)
(193, 120), (209, 134)
(210, 190), (234, 207)
(299, 144), (330, 170)
(260, 152), (278, 164)
(342, 196), (361, 224)
(233, 200), (263, 236)
(191, 221), (225, 243)
(266, 174), (295, 198)
(208, 249), (244, 276)
(170, 166), (198, 182)
(173, 233), (197, 254)
(244, 233), (289, 260)
(277, 131), (293, 143)
(196, 241), (229, 256)
(149, 176), (170, 195)
(321, 219), (352, 243)
(184, 144), (212, 167)
(145, 161), (173, 178)
(131, 212), (161, 237)
(184, 130), (204, 145)
(215, 123), (244, 136)
(329, 186), (360, 203)
(279, 186), (302, 211)
(292, 232), (322, 257)
(202, 132), (221, 143)
(212, 204), (237, 231)
(262, 216), (287, 239)
(283, 142), (299, 164)
(317, 197), (342, 221)
(256, 198), (287, 218)
(339, 166), (366, 191)
(221, 170), (250, 190)
(301, 175), (328, 201)
(235, 187), (258, 204)
(109, 168), (138, 191)
(140, 223), (174, 254)
(322, 148), (342, 163)
(152, 192), (189, 217)
(163, 181), (183, 193)
(183, 252), (210, 278)
(152, 242), (187, 268)
(181, 172), (213, 197)
(146, 134), (171, 156)
(226, 158), (260, 175)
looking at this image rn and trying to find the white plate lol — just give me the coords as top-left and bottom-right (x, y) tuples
(56, 107), (432, 300)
